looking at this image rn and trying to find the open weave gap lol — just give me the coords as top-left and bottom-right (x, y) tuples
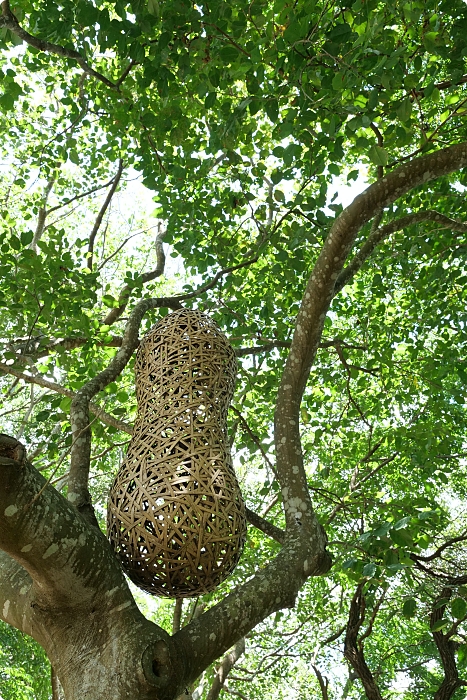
(107, 308), (247, 597)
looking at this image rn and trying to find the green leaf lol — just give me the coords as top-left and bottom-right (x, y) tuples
(332, 72), (345, 91)
(372, 522), (391, 537)
(204, 92), (217, 109)
(397, 98), (412, 123)
(431, 618), (449, 632)
(423, 31), (439, 52)
(451, 598), (467, 620)
(458, 644), (467, 668)
(102, 295), (117, 308)
(394, 516), (411, 530)
(20, 230), (33, 246)
(402, 599), (417, 618)
(368, 145), (388, 166)
(36, 410), (50, 422)
(265, 99), (279, 123)
(362, 562), (377, 578)
(328, 22), (352, 42)
(147, 0), (159, 16)
(368, 89), (379, 110)
(59, 397), (72, 413)
(9, 235), (21, 251)
(390, 528), (413, 546)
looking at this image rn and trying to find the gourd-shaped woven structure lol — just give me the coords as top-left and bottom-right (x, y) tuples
(107, 309), (247, 597)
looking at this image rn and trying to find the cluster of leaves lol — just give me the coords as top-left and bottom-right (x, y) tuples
(0, 621), (50, 700)
(0, 0), (467, 698)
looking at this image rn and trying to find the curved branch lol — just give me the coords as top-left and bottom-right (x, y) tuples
(335, 210), (467, 294)
(0, 435), (130, 605)
(0, 435), (181, 697)
(174, 538), (329, 686)
(0, 549), (33, 632)
(103, 228), (167, 325)
(413, 533), (467, 563)
(344, 585), (383, 700)
(0, 1), (117, 89)
(274, 141), (467, 536)
(206, 639), (246, 700)
(311, 664), (329, 700)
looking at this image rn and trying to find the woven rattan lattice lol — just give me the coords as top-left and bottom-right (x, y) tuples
(107, 309), (247, 597)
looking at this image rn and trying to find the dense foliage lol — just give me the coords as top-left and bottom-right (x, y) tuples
(1, 0), (467, 698)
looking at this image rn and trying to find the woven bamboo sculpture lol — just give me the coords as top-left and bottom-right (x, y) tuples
(107, 309), (247, 597)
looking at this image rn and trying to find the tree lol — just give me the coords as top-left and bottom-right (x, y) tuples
(1, 0), (467, 698)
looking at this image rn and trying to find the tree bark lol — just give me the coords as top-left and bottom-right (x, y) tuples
(0, 433), (328, 698)
(206, 639), (245, 700)
(2, 141), (467, 699)
(431, 588), (467, 700)
(51, 667), (61, 700)
(344, 585), (383, 700)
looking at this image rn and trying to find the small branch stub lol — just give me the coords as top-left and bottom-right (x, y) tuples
(107, 309), (247, 597)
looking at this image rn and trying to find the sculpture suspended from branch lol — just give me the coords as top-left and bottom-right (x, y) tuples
(107, 308), (247, 597)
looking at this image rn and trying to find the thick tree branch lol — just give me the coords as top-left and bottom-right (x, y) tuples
(274, 141), (467, 539)
(0, 549), (33, 632)
(87, 159), (124, 270)
(335, 210), (467, 295)
(51, 668), (61, 700)
(0, 1), (117, 89)
(0, 435), (183, 698)
(174, 539), (329, 685)
(0, 435), (129, 605)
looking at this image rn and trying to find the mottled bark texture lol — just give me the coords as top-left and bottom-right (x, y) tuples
(1, 142), (467, 699)
(0, 432), (327, 699)
(0, 435), (185, 700)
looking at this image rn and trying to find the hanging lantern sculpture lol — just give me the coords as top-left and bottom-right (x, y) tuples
(107, 309), (247, 597)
